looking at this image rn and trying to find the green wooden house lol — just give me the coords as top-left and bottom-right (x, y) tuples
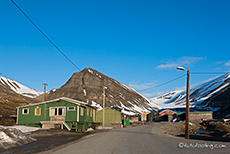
(16, 97), (96, 131)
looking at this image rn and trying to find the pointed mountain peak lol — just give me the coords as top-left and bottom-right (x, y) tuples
(47, 68), (159, 115)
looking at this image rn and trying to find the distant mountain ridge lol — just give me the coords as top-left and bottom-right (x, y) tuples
(0, 76), (42, 98)
(0, 76), (41, 119)
(47, 67), (160, 115)
(150, 72), (230, 118)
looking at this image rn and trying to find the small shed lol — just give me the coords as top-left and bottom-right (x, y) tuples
(17, 97), (96, 131)
(96, 108), (121, 128)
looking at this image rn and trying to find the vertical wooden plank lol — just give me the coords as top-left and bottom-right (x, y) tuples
(77, 106), (79, 122)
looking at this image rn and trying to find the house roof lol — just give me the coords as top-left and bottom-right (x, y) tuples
(16, 97), (94, 109)
(96, 107), (121, 113)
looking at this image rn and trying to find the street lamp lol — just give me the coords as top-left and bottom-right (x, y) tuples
(177, 66), (190, 139)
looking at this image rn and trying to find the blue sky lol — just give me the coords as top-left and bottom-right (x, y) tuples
(0, 0), (229, 97)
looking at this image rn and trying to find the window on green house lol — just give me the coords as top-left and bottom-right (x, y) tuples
(22, 108), (29, 115)
(50, 107), (66, 116)
(87, 108), (89, 116)
(35, 108), (41, 116)
(90, 109), (93, 117)
(93, 109), (95, 121)
(81, 107), (84, 116)
(67, 107), (75, 111)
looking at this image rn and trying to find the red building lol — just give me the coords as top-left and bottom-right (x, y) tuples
(156, 109), (176, 121)
(155, 109), (213, 122)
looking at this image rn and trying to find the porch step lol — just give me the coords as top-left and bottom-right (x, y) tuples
(40, 121), (71, 131)
(62, 121), (71, 131)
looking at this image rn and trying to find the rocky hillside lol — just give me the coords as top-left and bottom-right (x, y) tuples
(0, 77), (41, 125)
(0, 77), (42, 98)
(47, 68), (160, 115)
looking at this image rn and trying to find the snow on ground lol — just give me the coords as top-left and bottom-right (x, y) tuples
(91, 101), (103, 110)
(0, 125), (44, 133)
(0, 126), (39, 149)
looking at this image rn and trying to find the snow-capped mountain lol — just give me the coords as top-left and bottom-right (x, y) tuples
(149, 89), (184, 108)
(47, 67), (160, 115)
(0, 76), (42, 98)
(150, 72), (230, 118)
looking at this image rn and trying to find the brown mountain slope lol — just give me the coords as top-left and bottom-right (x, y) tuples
(0, 85), (40, 125)
(47, 68), (159, 115)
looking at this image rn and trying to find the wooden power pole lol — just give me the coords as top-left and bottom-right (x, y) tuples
(185, 69), (190, 139)
(177, 66), (190, 139)
(102, 87), (107, 129)
(43, 83), (47, 102)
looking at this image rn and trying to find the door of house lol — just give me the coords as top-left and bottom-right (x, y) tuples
(50, 107), (66, 121)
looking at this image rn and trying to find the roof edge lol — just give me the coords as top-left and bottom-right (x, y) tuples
(16, 97), (90, 108)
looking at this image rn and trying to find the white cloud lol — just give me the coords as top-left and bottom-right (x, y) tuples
(156, 56), (206, 69)
(216, 60), (230, 68)
(143, 92), (166, 99)
(129, 81), (155, 91)
(224, 61), (230, 66)
(157, 63), (178, 69)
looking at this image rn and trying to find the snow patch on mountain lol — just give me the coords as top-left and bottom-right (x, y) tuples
(119, 82), (161, 109)
(150, 90), (184, 108)
(91, 101), (102, 110)
(149, 72), (230, 110)
(0, 76), (42, 98)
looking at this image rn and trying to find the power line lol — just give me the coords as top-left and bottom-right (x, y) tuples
(11, 0), (81, 71)
(138, 71), (230, 92)
(139, 74), (187, 92)
(191, 72), (229, 74)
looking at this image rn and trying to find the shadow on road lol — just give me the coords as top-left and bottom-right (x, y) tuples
(177, 134), (230, 143)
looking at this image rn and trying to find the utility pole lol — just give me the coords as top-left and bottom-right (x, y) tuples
(185, 69), (190, 139)
(142, 105), (144, 125)
(177, 66), (190, 139)
(102, 87), (107, 129)
(43, 83), (47, 102)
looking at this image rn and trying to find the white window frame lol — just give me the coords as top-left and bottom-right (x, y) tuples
(49, 107), (66, 116)
(77, 106), (79, 122)
(22, 108), (29, 115)
(67, 106), (75, 111)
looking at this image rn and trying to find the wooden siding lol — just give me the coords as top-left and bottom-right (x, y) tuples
(96, 108), (121, 124)
(17, 99), (95, 130)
